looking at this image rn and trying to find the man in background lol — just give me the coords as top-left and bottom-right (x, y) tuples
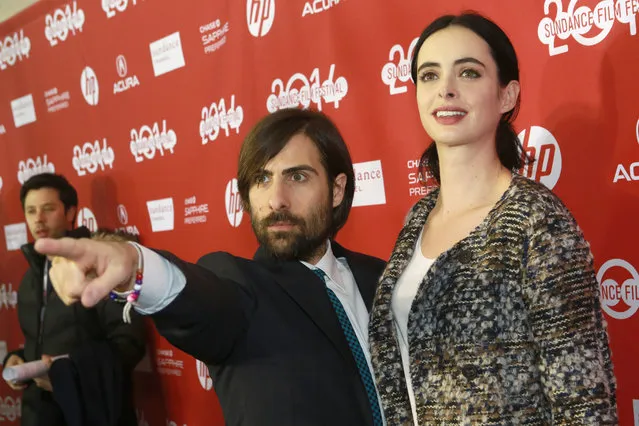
(1, 173), (146, 426)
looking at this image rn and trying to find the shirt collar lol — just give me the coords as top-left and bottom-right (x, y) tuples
(300, 240), (345, 291)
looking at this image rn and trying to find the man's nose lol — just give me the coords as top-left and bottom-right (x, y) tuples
(268, 180), (290, 211)
(35, 210), (46, 223)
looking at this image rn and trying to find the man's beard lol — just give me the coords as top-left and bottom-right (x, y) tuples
(251, 201), (333, 262)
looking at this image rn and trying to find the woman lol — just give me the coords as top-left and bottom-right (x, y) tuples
(369, 12), (617, 425)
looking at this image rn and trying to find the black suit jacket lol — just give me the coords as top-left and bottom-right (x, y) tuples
(152, 241), (385, 426)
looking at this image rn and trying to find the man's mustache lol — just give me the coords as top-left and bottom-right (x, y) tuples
(261, 212), (304, 227)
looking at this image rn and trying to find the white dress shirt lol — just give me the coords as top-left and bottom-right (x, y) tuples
(391, 229), (434, 426)
(132, 242), (385, 422)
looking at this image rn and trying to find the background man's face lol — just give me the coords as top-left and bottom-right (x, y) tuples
(24, 188), (75, 240)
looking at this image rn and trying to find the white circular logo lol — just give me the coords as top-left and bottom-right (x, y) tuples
(246, 0), (275, 37)
(225, 178), (243, 228)
(77, 207), (98, 232)
(80, 66), (99, 105)
(597, 258), (639, 320)
(518, 126), (562, 190)
(116, 55), (127, 78)
(196, 360), (213, 391)
(117, 204), (128, 225)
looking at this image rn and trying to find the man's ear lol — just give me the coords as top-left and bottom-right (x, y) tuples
(332, 173), (347, 208)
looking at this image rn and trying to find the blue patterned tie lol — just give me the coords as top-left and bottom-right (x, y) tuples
(312, 268), (383, 426)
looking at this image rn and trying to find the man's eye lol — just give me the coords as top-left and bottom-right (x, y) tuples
(291, 173), (307, 182)
(254, 175), (269, 185)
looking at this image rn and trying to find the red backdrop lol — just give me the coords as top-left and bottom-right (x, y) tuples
(0, 0), (638, 424)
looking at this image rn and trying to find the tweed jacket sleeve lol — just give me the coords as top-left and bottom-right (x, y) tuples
(522, 196), (617, 424)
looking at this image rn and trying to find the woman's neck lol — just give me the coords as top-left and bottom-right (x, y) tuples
(435, 142), (512, 216)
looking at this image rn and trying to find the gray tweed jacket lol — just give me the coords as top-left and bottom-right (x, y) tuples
(370, 174), (617, 425)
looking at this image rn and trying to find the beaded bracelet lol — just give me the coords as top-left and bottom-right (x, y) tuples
(109, 242), (144, 323)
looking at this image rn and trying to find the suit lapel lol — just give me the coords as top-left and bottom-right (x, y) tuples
(254, 249), (357, 370)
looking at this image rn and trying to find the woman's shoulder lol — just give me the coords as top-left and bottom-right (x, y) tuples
(509, 174), (572, 215)
(403, 187), (439, 225)
(507, 174), (579, 231)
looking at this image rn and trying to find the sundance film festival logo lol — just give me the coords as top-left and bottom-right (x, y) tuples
(247, 0), (275, 37)
(114, 55), (140, 94)
(81, 66), (99, 106)
(72, 138), (115, 176)
(11, 94), (37, 128)
(149, 32), (185, 77)
(225, 178), (243, 228)
(353, 160), (387, 207)
(77, 207), (98, 232)
(200, 95), (244, 144)
(0, 29), (31, 71)
(538, 0), (638, 56)
(267, 64), (348, 112)
(518, 126), (562, 190)
(196, 360), (213, 391)
(103, 0), (138, 18)
(0, 396), (21, 422)
(598, 258), (639, 320)
(45, 1), (85, 47)
(147, 198), (174, 232)
(381, 37), (418, 95)
(17, 155), (55, 184)
(130, 120), (177, 162)
(4, 223), (27, 251)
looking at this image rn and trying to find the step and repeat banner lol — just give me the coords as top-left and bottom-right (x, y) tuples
(0, 0), (637, 424)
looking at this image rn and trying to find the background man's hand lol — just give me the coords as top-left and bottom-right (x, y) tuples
(3, 354), (27, 390)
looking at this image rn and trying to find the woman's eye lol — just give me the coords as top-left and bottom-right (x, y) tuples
(419, 71), (437, 82)
(460, 68), (481, 79)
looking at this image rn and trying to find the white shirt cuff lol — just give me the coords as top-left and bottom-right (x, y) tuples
(132, 244), (186, 315)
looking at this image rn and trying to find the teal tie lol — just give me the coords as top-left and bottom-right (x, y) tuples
(312, 268), (383, 426)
